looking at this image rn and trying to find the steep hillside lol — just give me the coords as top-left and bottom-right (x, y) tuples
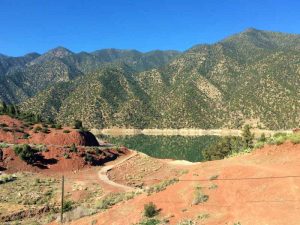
(21, 65), (160, 128)
(0, 47), (180, 104)
(19, 29), (300, 129)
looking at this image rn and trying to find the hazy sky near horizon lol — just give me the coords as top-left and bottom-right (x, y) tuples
(0, 0), (299, 56)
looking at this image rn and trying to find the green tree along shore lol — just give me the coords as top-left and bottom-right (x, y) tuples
(202, 125), (255, 161)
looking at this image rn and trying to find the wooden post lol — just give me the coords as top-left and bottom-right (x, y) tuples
(61, 175), (64, 223)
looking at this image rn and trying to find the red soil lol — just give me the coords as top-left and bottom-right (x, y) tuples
(0, 115), (128, 174)
(56, 141), (300, 225)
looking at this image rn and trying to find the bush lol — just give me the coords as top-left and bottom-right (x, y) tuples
(258, 133), (266, 142)
(192, 186), (209, 205)
(0, 143), (8, 148)
(13, 144), (38, 164)
(254, 141), (265, 149)
(290, 135), (300, 144)
(268, 133), (288, 145)
(144, 202), (158, 218)
(70, 143), (78, 153)
(55, 124), (62, 129)
(22, 133), (30, 139)
(74, 120), (83, 130)
(63, 130), (70, 133)
(33, 126), (42, 133)
(41, 127), (50, 133)
(63, 200), (73, 212)
(84, 153), (94, 164)
(63, 153), (70, 159)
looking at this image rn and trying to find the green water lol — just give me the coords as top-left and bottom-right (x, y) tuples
(101, 135), (221, 162)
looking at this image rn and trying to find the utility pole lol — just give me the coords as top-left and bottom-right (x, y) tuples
(61, 175), (64, 224)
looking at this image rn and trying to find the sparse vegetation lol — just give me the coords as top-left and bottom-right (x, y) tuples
(96, 192), (137, 210)
(208, 183), (218, 190)
(0, 173), (59, 224)
(0, 142), (8, 148)
(34, 126), (42, 133)
(177, 219), (197, 225)
(192, 185), (209, 205)
(209, 175), (219, 180)
(0, 174), (17, 184)
(136, 218), (161, 225)
(147, 178), (179, 195)
(197, 213), (210, 220)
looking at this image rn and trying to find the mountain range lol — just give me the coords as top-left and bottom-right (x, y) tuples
(1, 28), (300, 129)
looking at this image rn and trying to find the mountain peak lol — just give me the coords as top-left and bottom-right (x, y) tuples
(243, 27), (260, 33)
(47, 46), (74, 58)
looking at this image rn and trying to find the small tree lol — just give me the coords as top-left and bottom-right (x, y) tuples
(7, 105), (16, 116)
(0, 101), (7, 113)
(74, 120), (83, 129)
(34, 114), (42, 123)
(258, 133), (266, 142)
(242, 124), (254, 148)
(144, 202), (158, 218)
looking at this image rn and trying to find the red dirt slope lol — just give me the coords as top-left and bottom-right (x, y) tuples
(0, 115), (128, 174)
(0, 115), (99, 146)
(61, 141), (300, 225)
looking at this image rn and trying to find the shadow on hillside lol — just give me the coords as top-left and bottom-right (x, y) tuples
(88, 154), (118, 166)
(0, 165), (6, 171)
(33, 155), (58, 169)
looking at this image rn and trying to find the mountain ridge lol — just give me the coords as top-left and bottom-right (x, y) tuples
(1, 28), (300, 129)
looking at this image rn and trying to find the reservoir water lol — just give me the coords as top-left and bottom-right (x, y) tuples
(100, 134), (221, 162)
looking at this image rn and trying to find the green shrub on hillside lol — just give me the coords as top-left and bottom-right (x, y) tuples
(144, 202), (158, 218)
(242, 125), (254, 148)
(290, 135), (300, 144)
(13, 144), (38, 164)
(74, 120), (83, 130)
(70, 143), (78, 153)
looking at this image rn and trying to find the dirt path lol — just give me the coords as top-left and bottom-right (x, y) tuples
(98, 151), (138, 191)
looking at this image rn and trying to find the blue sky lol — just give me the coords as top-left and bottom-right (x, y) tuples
(0, 0), (300, 56)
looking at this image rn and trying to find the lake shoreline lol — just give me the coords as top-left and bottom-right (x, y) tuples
(91, 128), (292, 137)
